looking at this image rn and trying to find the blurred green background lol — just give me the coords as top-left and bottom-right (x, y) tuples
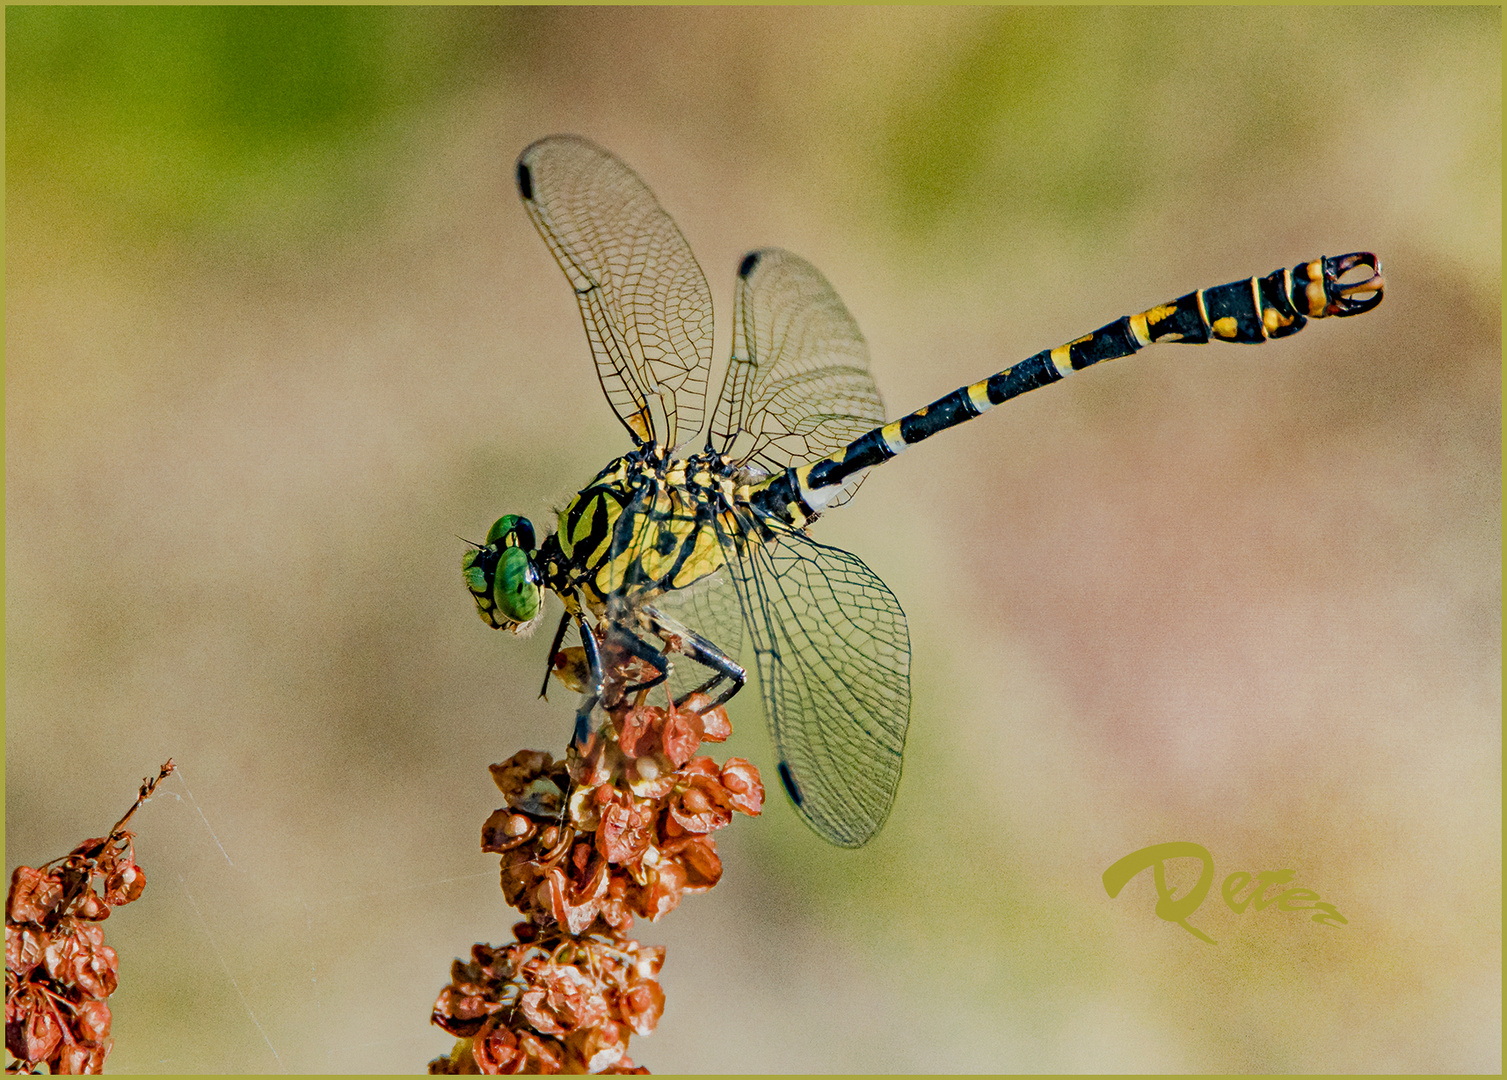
(6, 7), (1499, 1073)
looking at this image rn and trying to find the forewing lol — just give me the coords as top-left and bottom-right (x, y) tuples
(517, 136), (714, 449)
(711, 248), (886, 505)
(726, 516), (909, 847)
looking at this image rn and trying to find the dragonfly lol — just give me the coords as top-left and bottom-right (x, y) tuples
(463, 134), (1384, 848)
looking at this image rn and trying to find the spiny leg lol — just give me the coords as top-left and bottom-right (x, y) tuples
(538, 611), (572, 700)
(569, 616), (672, 748)
(570, 614), (606, 749)
(638, 603), (747, 710)
(604, 621), (672, 697)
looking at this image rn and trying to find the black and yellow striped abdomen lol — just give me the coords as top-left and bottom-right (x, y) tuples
(751, 252), (1383, 525)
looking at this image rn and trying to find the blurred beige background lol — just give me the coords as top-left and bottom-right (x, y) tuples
(6, 7), (1499, 1073)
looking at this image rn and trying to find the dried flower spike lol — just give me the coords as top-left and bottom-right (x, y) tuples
(6, 760), (174, 1075)
(430, 649), (761, 1074)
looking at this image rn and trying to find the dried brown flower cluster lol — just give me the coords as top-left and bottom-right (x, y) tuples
(430, 651), (763, 1074)
(5, 761), (175, 1075)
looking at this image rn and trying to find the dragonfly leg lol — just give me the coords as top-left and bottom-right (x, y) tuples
(570, 617), (680, 746)
(570, 615), (606, 748)
(538, 611), (572, 699)
(638, 604), (747, 710)
(604, 623), (671, 696)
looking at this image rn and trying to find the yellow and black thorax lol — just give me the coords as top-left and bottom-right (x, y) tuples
(541, 447), (767, 616)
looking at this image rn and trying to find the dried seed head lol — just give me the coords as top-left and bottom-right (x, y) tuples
(5, 760), (172, 1073)
(430, 646), (762, 1073)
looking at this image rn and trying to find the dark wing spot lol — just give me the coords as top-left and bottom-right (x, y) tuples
(738, 251), (761, 278)
(777, 761), (804, 806)
(517, 160), (534, 200)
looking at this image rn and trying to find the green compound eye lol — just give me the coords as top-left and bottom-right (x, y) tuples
(486, 515), (536, 552)
(484, 515), (516, 546)
(493, 544), (541, 626)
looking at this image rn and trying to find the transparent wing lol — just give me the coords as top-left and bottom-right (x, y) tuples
(710, 248), (887, 506)
(722, 513), (910, 847)
(518, 136), (714, 449)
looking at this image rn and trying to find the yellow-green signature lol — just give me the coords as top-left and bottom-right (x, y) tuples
(1103, 841), (1348, 945)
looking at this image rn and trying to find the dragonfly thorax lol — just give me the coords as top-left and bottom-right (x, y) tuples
(550, 447), (755, 617)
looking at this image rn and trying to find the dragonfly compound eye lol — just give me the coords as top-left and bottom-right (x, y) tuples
(494, 545), (542, 628)
(461, 546), (501, 627)
(485, 514), (536, 552)
(464, 516), (541, 630)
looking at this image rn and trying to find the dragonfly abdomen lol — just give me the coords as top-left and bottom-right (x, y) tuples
(754, 252), (1383, 522)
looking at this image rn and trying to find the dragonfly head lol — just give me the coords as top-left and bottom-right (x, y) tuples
(462, 514), (542, 633)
